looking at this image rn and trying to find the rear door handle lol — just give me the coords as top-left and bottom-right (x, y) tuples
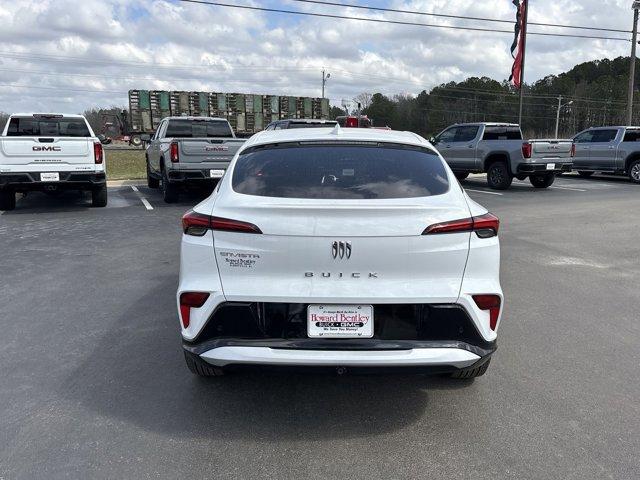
(467, 145), (474, 148)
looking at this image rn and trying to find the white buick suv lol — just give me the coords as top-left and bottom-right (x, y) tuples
(178, 126), (503, 378)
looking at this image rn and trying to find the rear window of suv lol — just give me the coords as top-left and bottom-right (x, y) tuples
(165, 119), (233, 138)
(6, 116), (91, 137)
(232, 143), (449, 199)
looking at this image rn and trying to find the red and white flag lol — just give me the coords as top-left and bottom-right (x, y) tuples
(509, 0), (527, 89)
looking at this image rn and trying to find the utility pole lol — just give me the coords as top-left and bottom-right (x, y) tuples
(518, 0), (529, 127)
(627, 2), (640, 125)
(321, 70), (331, 99)
(554, 96), (573, 138)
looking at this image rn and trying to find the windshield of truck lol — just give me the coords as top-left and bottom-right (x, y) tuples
(232, 143), (448, 199)
(287, 122), (338, 129)
(165, 120), (233, 138)
(6, 116), (92, 137)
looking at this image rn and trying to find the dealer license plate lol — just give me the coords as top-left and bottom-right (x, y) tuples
(307, 305), (374, 338)
(210, 169), (225, 178)
(40, 172), (60, 182)
(546, 163), (556, 170)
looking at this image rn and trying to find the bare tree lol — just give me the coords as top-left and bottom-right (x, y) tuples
(353, 92), (373, 110)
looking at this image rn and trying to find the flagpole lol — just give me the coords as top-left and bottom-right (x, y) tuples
(518, 0), (529, 126)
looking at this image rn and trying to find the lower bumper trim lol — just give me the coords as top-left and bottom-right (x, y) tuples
(200, 346), (481, 368)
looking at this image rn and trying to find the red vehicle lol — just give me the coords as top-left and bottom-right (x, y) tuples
(335, 115), (391, 130)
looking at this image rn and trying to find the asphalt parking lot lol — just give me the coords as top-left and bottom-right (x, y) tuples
(1, 174), (639, 479)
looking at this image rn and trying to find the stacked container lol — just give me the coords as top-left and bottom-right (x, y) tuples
(150, 90), (170, 130)
(169, 91), (190, 116)
(128, 90), (153, 133)
(128, 90), (329, 134)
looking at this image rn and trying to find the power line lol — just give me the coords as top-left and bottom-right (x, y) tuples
(174, 0), (630, 42)
(289, 0), (631, 34)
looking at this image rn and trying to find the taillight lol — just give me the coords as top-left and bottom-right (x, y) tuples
(423, 213), (499, 238)
(94, 142), (103, 164)
(345, 117), (359, 128)
(179, 292), (210, 328)
(472, 294), (501, 330)
(182, 210), (212, 236)
(571, 143), (576, 157)
(181, 210), (262, 236)
(522, 142), (532, 159)
(170, 142), (179, 162)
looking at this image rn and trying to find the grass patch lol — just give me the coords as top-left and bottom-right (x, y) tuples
(106, 149), (146, 180)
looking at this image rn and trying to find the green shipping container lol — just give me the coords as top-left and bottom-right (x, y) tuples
(217, 94), (227, 111)
(159, 91), (170, 110)
(288, 96), (297, 116)
(199, 93), (208, 114)
(269, 96), (279, 114)
(236, 94), (245, 113)
(139, 90), (151, 109)
(253, 95), (263, 113)
(304, 98), (312, 117)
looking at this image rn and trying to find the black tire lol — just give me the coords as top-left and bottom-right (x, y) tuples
(628, 159), (640, 184)
(147, 161), (160, 189)
(161, 168), (179, 203)
(0, 190), (16, 211)
(454, 172), (469, 180)
(91, 185), (108, 207)
(577, 171), (594, 178)
(451, 358), (491, 379)
(184, 351), (224, 377)
(529, 173), (555, 188)
(130, 135), (142, 147)
(486, 162), (513, 190)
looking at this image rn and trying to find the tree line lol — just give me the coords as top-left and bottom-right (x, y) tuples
(331, 56), (638, 139)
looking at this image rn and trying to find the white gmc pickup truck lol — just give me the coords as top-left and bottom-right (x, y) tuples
(0, 113), (107, 210)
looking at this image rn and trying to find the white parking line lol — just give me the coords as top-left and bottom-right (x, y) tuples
(130, 185), (154, 210)
(550, 185), (587, 192)
(465, 189), (504, 196)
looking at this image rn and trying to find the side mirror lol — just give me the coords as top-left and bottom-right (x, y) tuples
(429, 136), (438, 144)
(140, 134), (151, 141)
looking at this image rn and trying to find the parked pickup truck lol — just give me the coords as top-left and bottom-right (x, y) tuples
(0, 113), (107, 210)
(431, 122), (574, 190)
(572, 126), (640, 183)
(145, 117), (246, 202)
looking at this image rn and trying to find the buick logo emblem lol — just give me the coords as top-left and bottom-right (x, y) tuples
(332, 241), (351, 259)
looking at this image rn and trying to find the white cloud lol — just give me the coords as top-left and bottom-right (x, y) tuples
(0, 0), (632, 113)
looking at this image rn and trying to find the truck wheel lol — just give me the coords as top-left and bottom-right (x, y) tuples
(529, 173), (555, 188)
(577, 171), (593, 178)
(184, 351), (224, 377)
(130, 135), (142, 147)
(628, 160), (640, 184)
(147, 161), (160, 189)
(486, 162), (512, 190)
(454, 172), (469, 180)
(161, 169), (179, 203)
(451, 358), (491, 379)
(91, 185), (108, 207)
(0, 190), (16, 211)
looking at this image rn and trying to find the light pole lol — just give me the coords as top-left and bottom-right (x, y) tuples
(626, 1), (640, 125)
(554, 96), (573, 138)
(322, 70), (330, 99)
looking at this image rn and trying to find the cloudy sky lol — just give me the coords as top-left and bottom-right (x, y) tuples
(0, 0), (633, 113)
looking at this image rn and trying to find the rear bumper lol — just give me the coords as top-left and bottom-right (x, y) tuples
(182, 302), (497, 370)
(0, 171), (106, 190)
(517, 162), (572, 174)
(198, 345), (482, 368)
(167, 167), (226, 184)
